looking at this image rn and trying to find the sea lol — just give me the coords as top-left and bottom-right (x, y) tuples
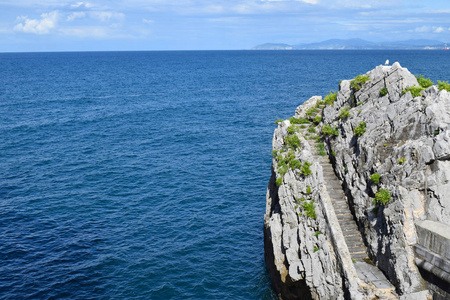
(1, 50), (449, 299)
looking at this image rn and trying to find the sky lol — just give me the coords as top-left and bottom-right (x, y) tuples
(1, 0), (450, 52)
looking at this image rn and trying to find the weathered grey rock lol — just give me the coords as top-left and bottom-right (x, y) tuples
(265, 62), (450, 299)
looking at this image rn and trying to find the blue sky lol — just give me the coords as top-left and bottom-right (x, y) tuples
(1, 0), (450, 52)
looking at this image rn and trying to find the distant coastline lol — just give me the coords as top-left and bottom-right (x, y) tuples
(252, 38), (448, 50)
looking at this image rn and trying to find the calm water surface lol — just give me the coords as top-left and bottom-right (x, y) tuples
(1, 50), (449, 299)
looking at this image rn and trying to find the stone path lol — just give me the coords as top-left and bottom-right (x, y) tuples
(309, 145), (368, 261)
(297, 122), (397, 297)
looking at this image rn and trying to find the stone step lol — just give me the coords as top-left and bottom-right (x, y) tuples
(340, 224), (360, 232)
(333, 204), (349, 210)
(337, 214), (354, 221)
(332, 199), (348, 205)
(351, 252), (369, 260)
(345, 235), (364, 243)
(334, 208), (350, 214)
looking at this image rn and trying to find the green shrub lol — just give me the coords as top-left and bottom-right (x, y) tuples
(357, 101), (363, 106)
(313, 246), (319, 253)
(289, 116), (310, 124)
(354, 121), (366, 136)
(370, 173), (380, 184)
(438, 80), (450, 92)
(315, 231), (322, 238)
(351, 74), (370, 91)
(315, 100), (325, 107)
(322, 124), (339, 136)
(302, 200), (316, 219)
(379, 87), (388, 96)
(278, 165), (288, 176)
(285, 134), (301, 149)
(339, 106), (350, 119)
(290, 159), (302, 170)
(274, 119), (284, 124)
(306, 107), (319, 117)
(271, 150), (278, 158)
(306, 185), (312, 194)
(313, 115), (322, 124)
(316, 142), (326, 156)
(301, 161), (312, 176)
(276, 177), (283, 186)
(416, 75), (434, 88)
(397, 157), (406, 165)
(324, 91), (337, 106)
(308, 126), (316, 133)
(402, 86), (423, 98)
(287, 125), (298, 134)
(374, 189), (391, 205)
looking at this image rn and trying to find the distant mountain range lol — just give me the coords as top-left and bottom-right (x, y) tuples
(252, 38), (447, 50)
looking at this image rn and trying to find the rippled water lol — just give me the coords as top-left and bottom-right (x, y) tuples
(1, 50), (449, 299)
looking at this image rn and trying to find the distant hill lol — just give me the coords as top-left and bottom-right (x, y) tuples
(252, 38), (445, 50)
(250, 43), (294, 50)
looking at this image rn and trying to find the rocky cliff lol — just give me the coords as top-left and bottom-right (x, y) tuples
(264, 62), (450, 299)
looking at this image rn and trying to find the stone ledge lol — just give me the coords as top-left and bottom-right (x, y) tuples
(415, 220), (450, 260)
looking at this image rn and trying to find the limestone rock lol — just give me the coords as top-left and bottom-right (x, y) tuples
(265, 62), (449, 299)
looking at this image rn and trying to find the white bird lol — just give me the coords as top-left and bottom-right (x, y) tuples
(385, 59), (389, 66)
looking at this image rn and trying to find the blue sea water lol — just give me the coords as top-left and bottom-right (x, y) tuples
(1, 50), (450, 299)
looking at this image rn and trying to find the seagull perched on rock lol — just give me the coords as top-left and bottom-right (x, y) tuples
(385, 59), (389, 66)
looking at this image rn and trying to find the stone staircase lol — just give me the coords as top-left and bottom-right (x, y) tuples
(311, 148), (369, 261)
(297, 122), (398, 297)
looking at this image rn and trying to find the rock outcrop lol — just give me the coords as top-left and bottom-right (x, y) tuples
(265, 62), (450, 299)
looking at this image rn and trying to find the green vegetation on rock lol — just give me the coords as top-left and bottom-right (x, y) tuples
(308, 126), (316, 133)
(370, 173), (380, 184)
(416, 75), (434, 88)
(302, 200), (316, 219)
(379, 87), (388, 96)
(322, 124), (339, 136)
(374, 189), (391, 205)
(300, 161), (312, 176)
(313, 115), (322, 124)
(397, 156), (406, 165)
(287, 125), (299, 134)
(290, 159), (302, 170)
(402, 86), (423, 98)
(438, 80), (450, 92)
(306, 185), (312, 194)
(276, 177), (283, 187)
(285, 134), (301, 150)
(324, 91), (337, 106)
(339, 106), (350, 119)
(289, 116), (310, 124)
(316, 142), (326, 156)
(354, 121), (366, 136)
(350, 74), (370, 91)
(306, 107), (319, 117)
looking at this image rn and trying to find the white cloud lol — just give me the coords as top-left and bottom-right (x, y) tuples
(142, 18), (154, 24)
(14, 10), (58, 34)
(70, 2), (92, 9)
(67, 11), (86, 21)
(262, 0), (318, 3)
(91, 11), (125, 22)
(434, 26), (444, 33)
(414, 25), (430, 33)
(59, 26), (108, 38)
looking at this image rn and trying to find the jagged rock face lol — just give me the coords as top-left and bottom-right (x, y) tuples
(322, 62), (450, 294)
(264, 120), (344, 300)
